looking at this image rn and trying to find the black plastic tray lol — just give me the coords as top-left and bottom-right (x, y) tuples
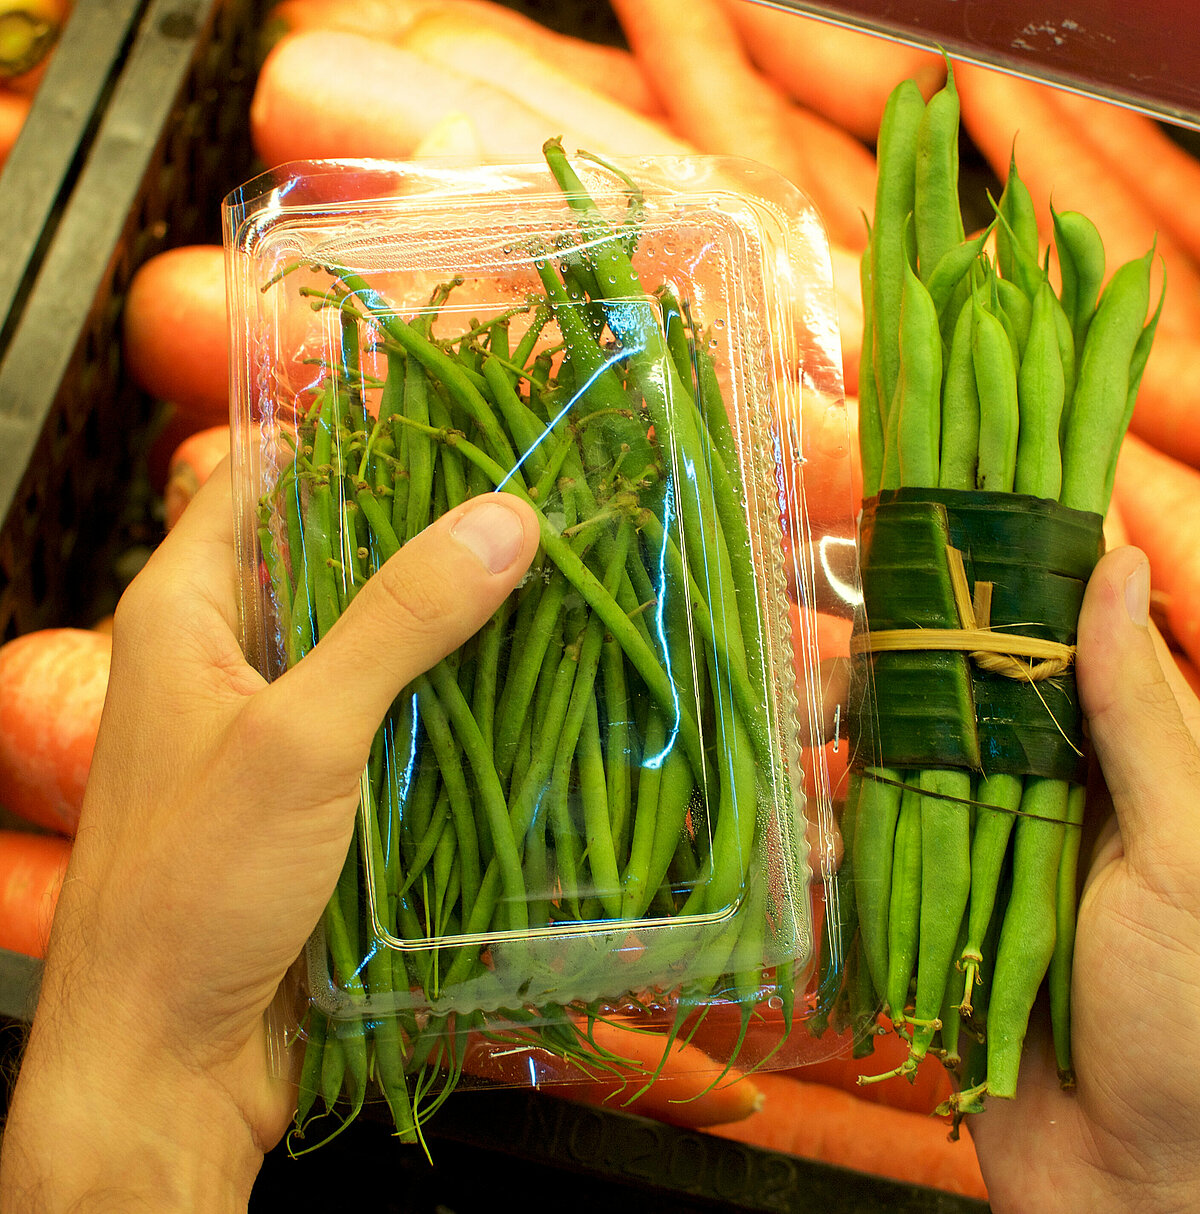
(251, 1087), (991, 1214)
(0, 0), (267, 641)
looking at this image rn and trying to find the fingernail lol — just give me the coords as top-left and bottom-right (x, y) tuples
(450, 499), (525, 574)
(1124, 558), (1150, 628)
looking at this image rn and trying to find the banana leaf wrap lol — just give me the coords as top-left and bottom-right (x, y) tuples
(849, 488), (1104, 784)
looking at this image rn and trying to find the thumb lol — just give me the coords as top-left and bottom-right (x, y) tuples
(1076, 545), (1200, 872)
(271, 492), (540, 736)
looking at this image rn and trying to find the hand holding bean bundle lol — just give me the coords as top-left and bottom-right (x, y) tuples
(820, 62), (1166, 1117)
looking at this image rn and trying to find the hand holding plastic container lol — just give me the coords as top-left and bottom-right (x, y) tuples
(223, 141), (848, 1149)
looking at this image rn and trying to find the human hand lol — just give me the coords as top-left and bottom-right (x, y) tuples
(970, 545), (1200, 1213)
(0, 462), (540, 1212)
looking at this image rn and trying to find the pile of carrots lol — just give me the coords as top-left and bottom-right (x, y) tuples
(11, 0), (1200, 1201)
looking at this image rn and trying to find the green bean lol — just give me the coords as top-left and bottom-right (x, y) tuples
(959, 773), (1022, 1014)
(411, 674), (481, 916)
(851, 769), (905, 1001)
(871, 80), (927, 418)
(1101, 277), (1165, 508)
(938, 294), (979, 490)
(1061, 248), (1153, 514)
(972, 295), (1020, 492)
(910, 768), (972, 1061)
(995, 276), (1032, 363)
(987, 779), (1069, 1098)
(858, 239), (885, 497)
(1014, 279), (1067, 499)
(579, 693), (621, 918)
(1051, 203), (1106, 357)
(1049, 783), (1087, 1086)
(914, 61), (965, 283)
(895, 253), (943, 488)
(924, 226), (992, 334)
(995, 151), (1042, 298)
(885, 779), (922, 1030)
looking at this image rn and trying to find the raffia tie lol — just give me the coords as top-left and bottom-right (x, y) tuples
(849, 545), (1075, 683)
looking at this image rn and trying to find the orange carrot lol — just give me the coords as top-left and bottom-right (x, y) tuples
(706, 1071), (989, 1199)
(1045, 88), (1200, 270)
(164, 425), (230, 529)
(0, 831), (71, 959)
(251, 30), (681, 168)
(0, 89), (30, 170)
(1112, 433), (1200, 668)
(265, 0), (663, 117)
(608, 2), (811, 206)
(953, 60), (1200, 337)
(781, 105), (877, 254)
(411, 110), (484, 159)
(399, 14), (693, 158)
(718, 0), (946, 142)
(461, 1016), (763, 1129)
(122, 244), (229, 426)
(1128, 332), (1200, 470)
(611, 0), (880, 252)
(0, 628), (111, 836)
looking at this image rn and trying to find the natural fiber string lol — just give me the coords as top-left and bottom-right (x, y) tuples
(849, 545), (1076, 682)
(860, 768), (1081, 828)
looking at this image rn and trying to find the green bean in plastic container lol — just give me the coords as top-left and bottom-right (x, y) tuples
(222, 143), (854, 1152)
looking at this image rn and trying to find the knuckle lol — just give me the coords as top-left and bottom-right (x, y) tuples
(371, 557), (455, 636)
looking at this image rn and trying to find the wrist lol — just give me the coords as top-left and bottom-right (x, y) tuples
(0, 1012), (263, 1213)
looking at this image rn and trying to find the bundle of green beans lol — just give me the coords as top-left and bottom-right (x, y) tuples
(817, 65), (1162, 1116)
(257, 141), (806, 1150)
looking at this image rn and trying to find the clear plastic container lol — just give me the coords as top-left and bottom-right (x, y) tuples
(223, 146), (853, 1141)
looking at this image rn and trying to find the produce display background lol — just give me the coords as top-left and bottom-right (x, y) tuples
(0, 1), (1009, 1208)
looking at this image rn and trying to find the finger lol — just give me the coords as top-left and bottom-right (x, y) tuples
(116, 456), (241, 638)
(1076, 544), (1200, 869)
(1150, 626), (1200, 744)
(272, 493), (540, 735)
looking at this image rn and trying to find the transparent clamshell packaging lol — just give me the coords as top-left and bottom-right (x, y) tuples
(223, 147), (856, 1140)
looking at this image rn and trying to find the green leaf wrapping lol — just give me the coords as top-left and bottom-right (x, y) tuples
(851, 488), (1104, 783)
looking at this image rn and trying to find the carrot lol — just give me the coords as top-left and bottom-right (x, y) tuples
(706, 1071), (989, 1199)
(399, 14), (693, 159)
(251, 30), (678, 168)
(1045, 88), (1200, 270)
(163, 425), (230, 529)
(122, 244), (229, 426)
(0, 89), (30, 170)
(0, 831), (71, 959)
(784, 385), (862, 526)
(1128, 332), (1200, 469)
(611, 0), (879, 252)
(411, 110), (484, 158)
(1112, 432), (1200, 668)
(781, 106), (878, 254)
(829, 243), (866, 396)
(265, 0), (663, 117)
(461, 1016), (763, 1129)
(0, 628), (111, 836)
(608, 3), (805, 196)
(953, 59), (1200, 337)
(717, 0), (946, 143)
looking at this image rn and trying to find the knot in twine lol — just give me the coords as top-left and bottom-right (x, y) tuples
(850, 545), (1076, 683)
